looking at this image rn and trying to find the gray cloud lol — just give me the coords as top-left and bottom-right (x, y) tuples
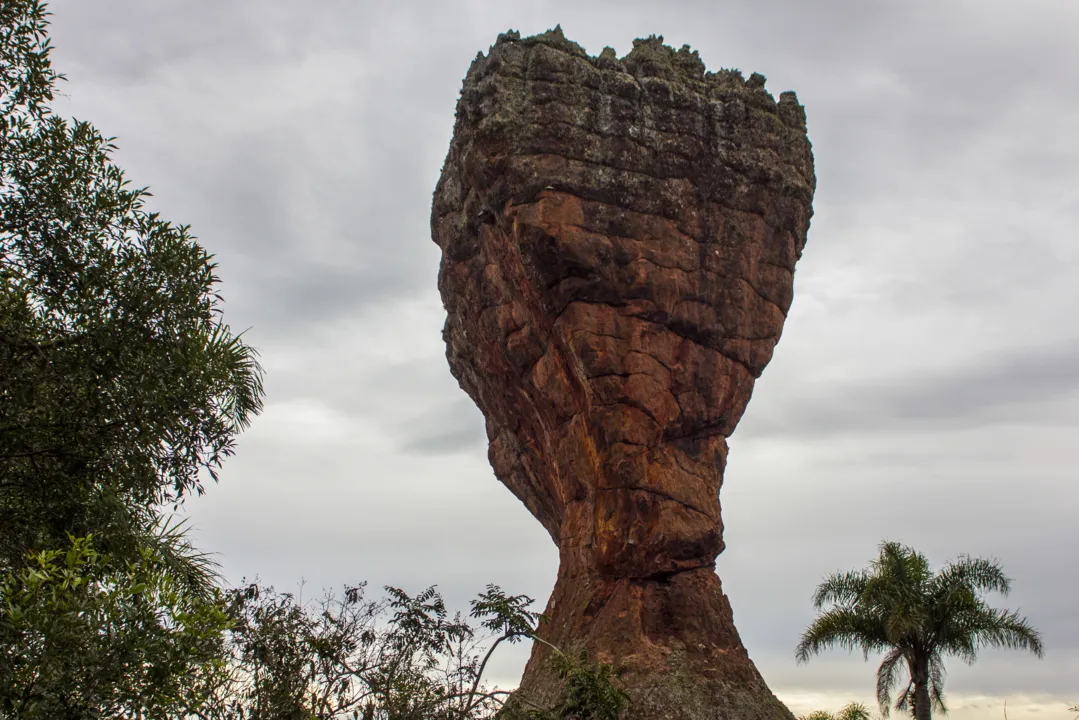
(397, 398), (488, 456)
(743, 339), (1079, 438)
(44, 0), (1079, 712)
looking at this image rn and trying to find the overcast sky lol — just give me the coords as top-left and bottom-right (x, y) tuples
(46, 1), (1078, 717)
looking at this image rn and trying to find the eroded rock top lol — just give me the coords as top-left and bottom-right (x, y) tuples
(435, 27), (814, 255)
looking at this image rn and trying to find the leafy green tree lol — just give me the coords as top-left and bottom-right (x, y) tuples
(0, 0), (263, 575)
(0, 2), (263, 716)
(0, 534), (232, 718)
(796, 541), (1043, 720)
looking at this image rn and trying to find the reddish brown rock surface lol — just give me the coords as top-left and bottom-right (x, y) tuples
(432, 28), (815, 720)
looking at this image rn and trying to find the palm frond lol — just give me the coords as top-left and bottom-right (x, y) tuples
(811, 569), (867, 613)
(934, 555), (1011, 597)
(875, 647), (906, 717)
(140, 513), (223, 597)
(861, 542), (932, 641)
(796, 607), (888, 663)
(928, 652), (948, 713)
(894, 678), (914, 716)
(936, 628), (979, 666)
(812, 570), (869, 609)
(206, 322), (265, 432)
(874, 542), (930, 582)
(965, 606), (1044, 658)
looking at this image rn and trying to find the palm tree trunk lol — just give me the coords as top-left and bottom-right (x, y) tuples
(910, 656), (932, 720)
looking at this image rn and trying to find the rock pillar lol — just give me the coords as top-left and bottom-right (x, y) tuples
(432, 28), (815, 720)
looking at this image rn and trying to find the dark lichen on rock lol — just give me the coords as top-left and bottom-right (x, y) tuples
(433, 27), (815, 720)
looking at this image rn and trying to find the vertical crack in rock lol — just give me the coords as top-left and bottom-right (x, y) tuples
(432, 27), (815, 720)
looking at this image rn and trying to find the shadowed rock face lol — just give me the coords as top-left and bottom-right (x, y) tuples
(432, 28), (815, 720)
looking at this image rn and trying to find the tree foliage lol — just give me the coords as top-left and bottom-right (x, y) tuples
(0, 0), (264, 575)
(0, 534), (232, 719)
(796, 541), (1043, 720)
(1, 551), (628, 720)
(0, 2), (264, 715)
(547, 650), (629, 720)
(189, 582), (628, 720)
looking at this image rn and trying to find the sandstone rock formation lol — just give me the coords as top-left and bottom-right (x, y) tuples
(432, 28), (815, 720)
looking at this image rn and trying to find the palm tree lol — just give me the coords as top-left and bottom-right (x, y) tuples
(795, 541), (1043, 720)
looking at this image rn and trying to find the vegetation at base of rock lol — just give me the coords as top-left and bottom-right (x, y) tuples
(193, 582), (628, 719)
(207, 581), (521, 719)
(548, 650), (629, 720)
(502, 650), (630, 720)
(796, 541), (1043, 720)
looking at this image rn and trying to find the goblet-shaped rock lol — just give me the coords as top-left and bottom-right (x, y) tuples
(432, 28), (815, 720)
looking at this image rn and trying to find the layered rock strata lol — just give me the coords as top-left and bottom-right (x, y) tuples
(431, 28), (815, 720)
